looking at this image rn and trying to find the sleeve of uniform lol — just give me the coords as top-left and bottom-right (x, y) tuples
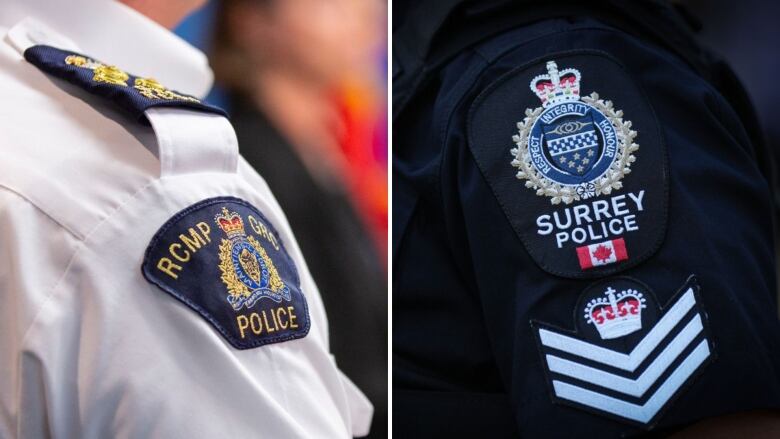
(0, 159), (372, 438)
(447, 21), (780, 437)
(0, 189), (81, 439)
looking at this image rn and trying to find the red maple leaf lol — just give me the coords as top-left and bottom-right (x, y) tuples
(592, 245), (613, 262)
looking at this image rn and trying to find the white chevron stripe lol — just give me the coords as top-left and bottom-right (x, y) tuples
(538, 288), (696, 371)
(552, 340), (711, 424)
(546, 314), (704, 397)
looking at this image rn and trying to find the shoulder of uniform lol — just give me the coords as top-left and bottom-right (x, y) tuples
(0, 25), (239, 240)
(0, 47), (159, 240)
(23, 44), (226, 123)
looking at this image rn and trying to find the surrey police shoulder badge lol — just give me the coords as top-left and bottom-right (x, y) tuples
(142, 197), (310, 349)
(468, 51), (668, 278)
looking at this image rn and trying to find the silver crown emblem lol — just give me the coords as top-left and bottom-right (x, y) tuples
(529, 61), (581, 108)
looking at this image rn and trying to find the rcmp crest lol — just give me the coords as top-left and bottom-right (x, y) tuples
(215, 207), (291, 310)
(142, 197), (310, 349)
(511, 60), (639, 204)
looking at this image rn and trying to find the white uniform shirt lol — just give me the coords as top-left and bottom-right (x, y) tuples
(0, 1), (373, 437)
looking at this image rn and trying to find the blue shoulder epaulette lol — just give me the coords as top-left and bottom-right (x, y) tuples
(24, 44), (227, 122)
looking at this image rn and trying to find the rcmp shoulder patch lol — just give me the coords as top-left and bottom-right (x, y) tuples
(142, 197), (310, 349)
(468, 51), (668, 278)
(532, 276), (714, 428)
(24, 45), (226, 122)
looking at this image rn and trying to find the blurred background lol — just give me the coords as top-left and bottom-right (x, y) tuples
(678, 0), (780, 315)
(175, 1), (388, 436)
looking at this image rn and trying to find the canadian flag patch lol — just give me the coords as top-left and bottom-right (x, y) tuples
(577, 238), (628, 270)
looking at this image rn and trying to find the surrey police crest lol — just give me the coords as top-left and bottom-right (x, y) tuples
(511, 61), (639, 204)
(215, 207), (291, 310)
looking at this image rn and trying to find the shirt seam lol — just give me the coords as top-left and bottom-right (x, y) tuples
(0, 185), (82, 240)
(13, 177), (156, 434)
(16, 178), (156, 349)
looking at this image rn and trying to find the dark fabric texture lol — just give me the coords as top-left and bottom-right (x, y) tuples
(393, 14), (780, 438)
(393, 389), (519, 438)
(24, 45), (227, 122)
(229, 97), (388, 438)
(142, 197), (310, 350)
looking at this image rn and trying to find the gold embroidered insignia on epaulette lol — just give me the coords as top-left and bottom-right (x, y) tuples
(133, 77), (199, 102)
(64, 54), (200, 102)
(94, 65), (130, 86)
(66, 54), (129, 86)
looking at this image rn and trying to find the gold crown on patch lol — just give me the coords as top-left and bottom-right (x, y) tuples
(215, 208), (245, 237)
(530, 61), (582, 108)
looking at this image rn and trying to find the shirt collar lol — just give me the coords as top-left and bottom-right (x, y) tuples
(1, 0), (213, 97)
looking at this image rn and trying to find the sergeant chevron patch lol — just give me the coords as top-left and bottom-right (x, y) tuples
(532, 276), (714, 427)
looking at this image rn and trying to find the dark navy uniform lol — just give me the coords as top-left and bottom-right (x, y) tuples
(393, 1), (780, 437)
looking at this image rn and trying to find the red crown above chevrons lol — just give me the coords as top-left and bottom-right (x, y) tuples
(584, 287), (647, 339)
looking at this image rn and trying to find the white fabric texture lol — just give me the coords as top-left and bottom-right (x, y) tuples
(0, 2), (373, 437)
(146, 108), (239, 176)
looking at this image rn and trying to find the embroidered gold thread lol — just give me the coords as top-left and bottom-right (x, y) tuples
(133, 77), (200, 102)
(248, 235), (285, 293)
(217, 233), (286, 302)
(218, 239), (250, 299)
(93, 65), (129, 86)
(64, 54), (129, 86)
(64, 55), (88, 67)
(63, 54), (198, 100)
(239, 248), (262, 282)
